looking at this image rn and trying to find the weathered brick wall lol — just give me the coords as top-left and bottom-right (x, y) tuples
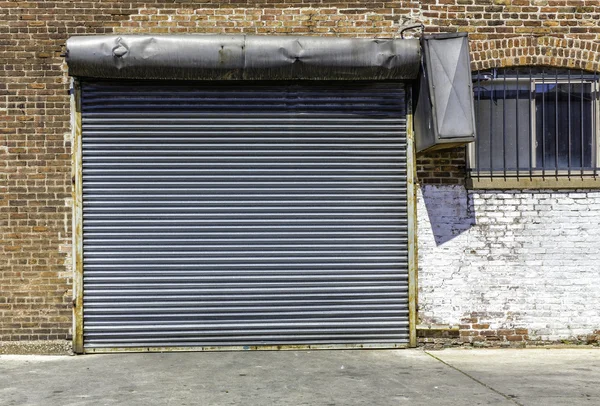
(1, 0), (418, 345)
(1, 0), (600, 345)
(417, 186), (600, 346)
(417, 148), (467, 186)
(413, 2), (600, 346)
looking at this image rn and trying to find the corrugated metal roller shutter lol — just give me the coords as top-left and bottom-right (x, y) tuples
(81, 81), (409, 349)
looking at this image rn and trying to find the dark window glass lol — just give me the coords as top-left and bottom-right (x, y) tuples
(534, 83), (593, 169)
(475, 82), (530, 171)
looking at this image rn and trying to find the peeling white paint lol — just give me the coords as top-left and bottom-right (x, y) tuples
(417, 184), (600, 340)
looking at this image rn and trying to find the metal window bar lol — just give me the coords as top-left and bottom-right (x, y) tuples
(568, 69), (572, 177)
(489, 74), (494, 174)
(592, 72), (600, 177)
(470, 67), (600, 180)
(503, 73), (507, 178)
(541, 69), (546, 177)
(476, 70), (481, 178)
(555, 68), (559, 177)
(581, 69), (585, 176)
(515, 68), (519, 173)
(529, 67), (533, 179)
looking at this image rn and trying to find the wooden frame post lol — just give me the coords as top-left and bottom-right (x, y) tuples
(71, 78), (84, 354)
(406, 87), (419, 348)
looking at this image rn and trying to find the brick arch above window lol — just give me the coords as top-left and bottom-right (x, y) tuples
(469, 36), (600, 72)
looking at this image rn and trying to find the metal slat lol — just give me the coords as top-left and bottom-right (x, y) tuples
(81, 81), (408, 349)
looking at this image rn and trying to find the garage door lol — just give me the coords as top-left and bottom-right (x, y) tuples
(81, 81), (409, 350)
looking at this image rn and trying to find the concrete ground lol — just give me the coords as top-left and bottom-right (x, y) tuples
(1, 348), (599, 406)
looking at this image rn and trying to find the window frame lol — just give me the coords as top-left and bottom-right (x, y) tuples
(467, 68), (600, 189)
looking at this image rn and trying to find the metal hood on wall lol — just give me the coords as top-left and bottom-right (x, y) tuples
(414, 32), (477, 153)
(65, 35), (422, 80)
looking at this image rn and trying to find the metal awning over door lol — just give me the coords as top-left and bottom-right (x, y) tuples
(80, 81), (409, 350)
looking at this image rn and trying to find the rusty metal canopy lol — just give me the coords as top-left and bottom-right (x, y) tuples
(65, 35), (421, 80)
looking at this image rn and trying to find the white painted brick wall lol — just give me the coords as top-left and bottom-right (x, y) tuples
(417, 185), (600, 341)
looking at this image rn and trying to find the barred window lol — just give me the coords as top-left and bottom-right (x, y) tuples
(469, 68), (599, 180)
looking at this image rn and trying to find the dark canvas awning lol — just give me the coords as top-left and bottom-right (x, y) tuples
(65, 35), (421, 80)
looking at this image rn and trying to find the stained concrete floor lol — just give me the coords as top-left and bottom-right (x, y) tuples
(1, 348), (599, 406)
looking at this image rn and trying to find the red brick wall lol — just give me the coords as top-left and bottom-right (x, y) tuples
(1, 0), (599, 343)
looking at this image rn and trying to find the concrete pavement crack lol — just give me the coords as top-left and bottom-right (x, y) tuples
(425, 351), (525, 406)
